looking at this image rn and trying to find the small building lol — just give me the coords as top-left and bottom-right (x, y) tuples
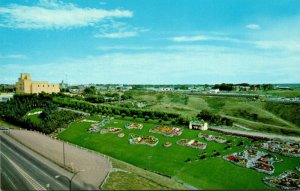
(189, 120), (208, 131)
(208, 89), (219, 94)
(16, 73), (60, 94)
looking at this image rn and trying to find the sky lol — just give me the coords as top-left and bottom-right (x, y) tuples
(0, 0), (300, 85)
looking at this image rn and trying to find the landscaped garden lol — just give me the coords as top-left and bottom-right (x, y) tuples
(149, 125), (183, 137)
(223, 150), (281, 174)
(198, 133), (227, 143)
(247, 140), (300, 157)
(125, 123), (143, 130)
(58, 115), (300, 190)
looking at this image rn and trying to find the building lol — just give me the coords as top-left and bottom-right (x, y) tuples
(189, 120), (208, 131)
(16, 73), (60, 94)
(208, 89), (220, 94)
(59, 80), (68, 89)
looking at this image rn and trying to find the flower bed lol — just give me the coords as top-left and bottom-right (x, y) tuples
(223, 150), (281, 174)
(89, 118), (110, 133)
(164, 142), (172, 147)
(125, 123), (143, 130)
(129, 134), (159, 147)
(149, 126), (183, 137)
(263, 171), (300, 189)
(176, 139), (206, 150)
(198, 133), (227, 143)
(247, 141), (300, 157)
(100, 127), (122, 134)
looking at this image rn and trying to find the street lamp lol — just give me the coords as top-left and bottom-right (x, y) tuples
(55, 170), (85, 191)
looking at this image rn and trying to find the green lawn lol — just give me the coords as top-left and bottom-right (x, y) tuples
(23, 108), (43, 125)
(58, 116), (299, 190)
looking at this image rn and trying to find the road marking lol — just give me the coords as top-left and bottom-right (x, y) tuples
(0, 152), (46, 190)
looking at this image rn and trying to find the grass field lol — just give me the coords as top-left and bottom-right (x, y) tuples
(119, 92), (299, 134)
(58, 115), (299, 190)
(22, 108), (43, 125)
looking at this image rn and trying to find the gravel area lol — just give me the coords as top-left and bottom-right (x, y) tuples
(7, 129), (111, 188)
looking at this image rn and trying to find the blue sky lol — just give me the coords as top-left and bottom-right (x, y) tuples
(1, 0), (300, 84)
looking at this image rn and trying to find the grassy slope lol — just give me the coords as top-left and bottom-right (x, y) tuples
(22, 108), (43, 125)
(104, 157), (188, 190)
(58, 116), (299, 190)
(130, 92), (299, 133)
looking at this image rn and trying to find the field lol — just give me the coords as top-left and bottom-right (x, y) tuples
(111, 91), (300, 135)
(58, 115), (299, 190)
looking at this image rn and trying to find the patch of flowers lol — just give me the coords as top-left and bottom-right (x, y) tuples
(100, 127), (122, 134)
(263, 170), (300, 189)
(247, 140), (300, 157)
(223, 150), (282, 174)
(164, 142), (172, 147)
(198, 133), (227, 143)
(125, 123), (143, 130)
(176, 139), (207, 149)
(88, 118), (110, 133)
(149, 125), (183, 137)
(129, 134), (159, 147)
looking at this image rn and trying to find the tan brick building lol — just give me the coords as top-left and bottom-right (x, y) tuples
(16, 73), (60, 94)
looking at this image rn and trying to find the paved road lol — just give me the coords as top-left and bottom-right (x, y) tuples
(0, 132), (96, 191)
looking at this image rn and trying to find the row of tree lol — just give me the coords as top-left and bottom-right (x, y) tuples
(196, 110), (233, 126)
(212, 83), (274, 91)
(52, 96), (190, 125)
(0, 93), (82, 134)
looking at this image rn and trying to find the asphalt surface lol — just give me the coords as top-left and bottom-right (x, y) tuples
(0, 132), (96, 191)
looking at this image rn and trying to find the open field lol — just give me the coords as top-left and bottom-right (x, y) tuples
(58, 115), (299, 190)
(110, 91), (300, 135)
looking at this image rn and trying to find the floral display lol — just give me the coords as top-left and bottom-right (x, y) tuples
(247, 141), (300, 157)
(263, 171), (300, 189)
(129, 134), (159, 147)
(100, 127), (122, 134)
(149, 126), (183, 137)
(223, 150), (281, 174)
(118, 133), (125, 138)
(198, 133), (227, 143)
(125, 123), (143, 130)
(164, 142), (172, 147)
(88, 118), (110, 133)
(176, 139), (207, 149)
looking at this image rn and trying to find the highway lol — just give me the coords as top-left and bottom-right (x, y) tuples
(0, 132), (96, 191)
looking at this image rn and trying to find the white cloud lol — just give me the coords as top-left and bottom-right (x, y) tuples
(0, 54), (27, 59)
(97, 45), (152, 51)
(0, 0), (133, 29)
(253, 40), (300, 52)
(2, 45), (299, 84)
(246, 24), (261, 30)
(170, 35), (240, 43)
(94, 31), (138, 38)
(171, 35), (209, 42)
(94, 20), (147, 38)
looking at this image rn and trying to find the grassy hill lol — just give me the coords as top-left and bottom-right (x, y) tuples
(116, 91), (300, 135)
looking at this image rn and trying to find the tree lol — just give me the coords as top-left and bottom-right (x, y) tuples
(83, 86), (96, 95)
